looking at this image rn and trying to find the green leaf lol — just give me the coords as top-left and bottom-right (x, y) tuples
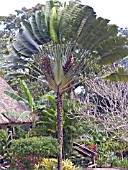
(46, 75), (57, 91)
(101, 67), (128, 82)
(35, 11), (50, 42)
(2, 111), (20, 117)
(29, 15), (45, 44)
(17, 111), (31, 121)
(49, 7), (58, 42)
(17, 30), (39, 53)
(61, 68), (73, 90)
(4, 91), (29, 105)
(7, 43), (20, 57)
(47, 95), (56, 109)
(21, 20), (41, 45)
(53, 45), (64, 85)
(19, 79), (35, 111)
(97, 48), (128, 65)
(13, 40), (33, 57)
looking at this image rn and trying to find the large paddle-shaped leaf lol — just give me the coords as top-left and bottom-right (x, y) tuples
(101, 67), (128, 82)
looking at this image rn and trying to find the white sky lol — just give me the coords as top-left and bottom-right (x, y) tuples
(0, 0), (128, 28)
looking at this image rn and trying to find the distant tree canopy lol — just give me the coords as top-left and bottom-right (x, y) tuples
(0, 3), (43, 59)
(0, 3), (43, 38)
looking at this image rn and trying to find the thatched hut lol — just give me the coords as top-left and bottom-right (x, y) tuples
(0, 77), (32, 130)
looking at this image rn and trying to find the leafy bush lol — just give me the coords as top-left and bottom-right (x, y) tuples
(34, 158), (82, 170)
(80, 129), (128, 167)
(71, 157), (90, 168)
(112, 157), (128, 169)
(12, 126), (28, 139)
(10, 136), (59, 169)
(36, 96), (85, 157)
(0, 129), (12, 161)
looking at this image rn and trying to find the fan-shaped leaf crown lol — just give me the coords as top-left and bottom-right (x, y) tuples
(4, 0), (128, 89)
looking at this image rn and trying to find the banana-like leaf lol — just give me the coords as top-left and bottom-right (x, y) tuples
(21, 20), (41, 45)
(13, 40), (33, 57)
(2, 111), (31, 122)
(19, 79), (35, 111)
(97, 48), (128, 66)
(39, 95), (56, 110)
(35, 11), (45, 39)
(87, 23), (117, 51)
(82, 22), (117, 51)
(17, 111), (31, 121)
(45, 0), (55, 28)
(36, 91), (55, 109)
(35, 11), (50, 42)
(67, 125), (77, 132)
(59, 3), (95, 42)
(42, 110), (56, 119)
(17, 30), (40, 52)
(7, 43), (20, 57)
(75, 6), (96, 43)
(41, 11), (51, 41)
(101, 67), (128, 82)
(29, 15), (46, 44)
(4, 91), (29, 105)
(37, 91), (54, 103)
(58, 1), (78, 39)
(2, 111), (21, 117)
(49, 7), (58, 42)
(47, 95), (56, 109)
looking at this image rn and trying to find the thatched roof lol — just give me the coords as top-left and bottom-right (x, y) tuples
(0, 77), (32, 124)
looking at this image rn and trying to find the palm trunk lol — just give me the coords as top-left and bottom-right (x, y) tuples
(56, 91), (63, 170)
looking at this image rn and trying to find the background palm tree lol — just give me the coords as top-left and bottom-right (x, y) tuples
(3, 0), (128, 169)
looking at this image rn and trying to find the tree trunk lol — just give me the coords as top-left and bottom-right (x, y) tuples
(56, 91), (63, 170)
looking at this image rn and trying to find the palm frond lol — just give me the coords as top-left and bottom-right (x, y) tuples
(17, 111), (31, 121)
(4, 0), (128, 87)
(4, 91), (29, 105)
(21, 20), (41, 44)
(19, 79), (35, 111)
(101, 67), (128, 82)
(17, 30), (40, 52)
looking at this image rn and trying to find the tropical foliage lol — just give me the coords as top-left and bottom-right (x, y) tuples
(2, 0), (128, 169)
(10, 136), (59, 170)
(36, 95), (85, 158)
(34, 158), (81, 170)
(0, 129), (12, 161)
(101, 66), (128, 82)
(3, 1), (128, 81)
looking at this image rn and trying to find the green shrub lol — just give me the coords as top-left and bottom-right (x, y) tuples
(10, 136), (59, 169)
(112, 157), (128, 169)
(13, 126), (28, 139)
(34, 158), (82, 170)
(0, 129), (12, 162)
